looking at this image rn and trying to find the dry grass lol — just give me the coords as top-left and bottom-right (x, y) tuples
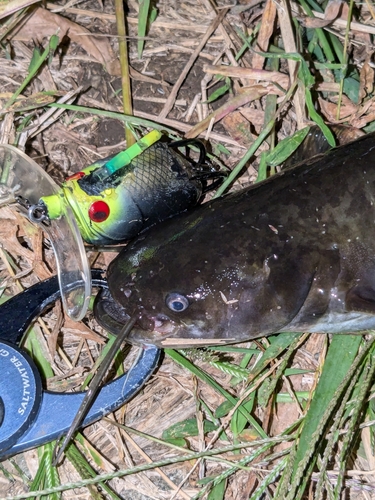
(2, 0), (375, 498)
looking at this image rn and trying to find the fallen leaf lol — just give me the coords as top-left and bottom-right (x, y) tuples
(0, 0), (40, 20)
(11, 6), (120, 75)
(299, 0), (345, 28)
(351, 109), (375, 129)
(63, 317), (106, 343)
(185, 85), (268, 139)
(319, 96), (358, 122)
(239, 107), (265, 126)
(251, 0), (277, 70)
(0, 91), (57, 114)
(222, 111), (253, 148)
(359, 60), (374, 100)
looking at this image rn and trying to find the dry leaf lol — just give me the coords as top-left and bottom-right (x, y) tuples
(319, 96), (358, 122)
(0, 91), (57, 114)
(300, 0), (344, 28)
(359, 60), (374, 100)
(252, 0), (277, 70)
(47, 301), (64, 354)
(239, 107), (265, 127)
(185, 85), (268, 139)
(222, 111), (253, 148)
(0, 219), (34, 260)
(0, 0), (40, 20)
(11, 7), (120, 75)
(351, 109), (375, 129)
(63, 317), (106, 343)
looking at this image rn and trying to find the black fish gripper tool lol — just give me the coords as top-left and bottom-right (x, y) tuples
(0, 269), (161, 461)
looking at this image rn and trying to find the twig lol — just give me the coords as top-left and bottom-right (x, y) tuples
(115, 0), (135, 146)
(159, 8), (229, 119)
(204, 64), (290, 89)
(276, 0), (306, 129)
(185, 86), (268, 139)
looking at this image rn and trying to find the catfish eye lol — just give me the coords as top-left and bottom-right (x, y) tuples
(166, 293), (189, 312)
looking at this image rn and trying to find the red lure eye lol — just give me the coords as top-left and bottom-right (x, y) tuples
(88, 201), (110, 222)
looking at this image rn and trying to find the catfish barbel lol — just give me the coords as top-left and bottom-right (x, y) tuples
(95, 132), (375, 347)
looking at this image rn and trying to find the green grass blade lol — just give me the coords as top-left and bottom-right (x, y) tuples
(2, 35), (59, 112)
(137, 0), (150, 58)
(66, 442), (121, 499)
(277, 334), (368, 498)
(165, 349), (268, 438)
(207, 477), (226, 499)
(49, 103), (177, 134)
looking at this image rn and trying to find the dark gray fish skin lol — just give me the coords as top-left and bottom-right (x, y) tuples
(283, 125), (364, 168)
(105, 132), (375, 348)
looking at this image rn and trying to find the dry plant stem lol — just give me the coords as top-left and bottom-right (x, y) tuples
(205, 117), (215, 141)
(0, 0), (39, 21)
(0, 112), (15, 144)
(115, 0), (135, 147)
(185, 86), (268, 139)
(365, 0), (375, 20)
(118, 424), (191, 500)
(143, 44), (216, 61)
(158, 8), (229, 119)
(276, 0), (306, 129)
(252, 0), (277, 71)
(200, 0), (237, 58)
(7, 437), (295, 499)
(135, 109), (240, 144)
(46, 2), (223, 33)
(0, 247), (23, 292)
(362, 424), (375, 473)
(71, 338), (85, 367)
(204, 64), (290, 89)
(177, 357), (286, 488)
(185, 92), (201, 122)
(44, 1), (375, 36)
(199, 48), (228, 120)
(193, 377), (206, 480)
(201, 0), (251, 86)
(200, 73), (212, 119)
(104, 419), (170, 499)
(76, 95), (242, 145)
(26, 89), (81, 140)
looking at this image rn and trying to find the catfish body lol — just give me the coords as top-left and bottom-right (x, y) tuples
(101, 133), (375, 348)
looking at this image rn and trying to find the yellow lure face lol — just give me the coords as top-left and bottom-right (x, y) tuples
(61, 177), (123, 245)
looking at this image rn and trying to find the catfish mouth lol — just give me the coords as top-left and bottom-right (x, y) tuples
(127, 313), (184, 347)
(128, 314), (235, 348)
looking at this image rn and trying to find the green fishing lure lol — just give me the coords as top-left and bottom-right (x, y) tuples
(39, 131), (223, 245)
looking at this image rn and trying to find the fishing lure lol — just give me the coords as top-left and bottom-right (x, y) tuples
(35, 130), (224, 246)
